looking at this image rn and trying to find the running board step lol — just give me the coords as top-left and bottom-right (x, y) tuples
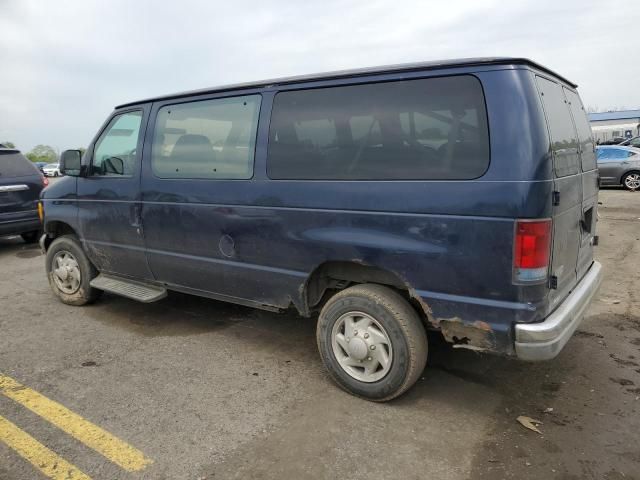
(90, 274), (167, 303)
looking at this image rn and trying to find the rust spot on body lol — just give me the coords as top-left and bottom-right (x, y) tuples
(407, 286), (433, 317)
(438, 317), (495, 351)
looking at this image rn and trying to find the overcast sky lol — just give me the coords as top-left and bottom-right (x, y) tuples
(1, 0), (637, 153)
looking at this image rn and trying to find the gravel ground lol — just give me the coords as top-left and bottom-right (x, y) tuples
(0, 188), (638, 480)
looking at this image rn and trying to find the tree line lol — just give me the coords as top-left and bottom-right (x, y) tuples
(1, 142), (85, 163)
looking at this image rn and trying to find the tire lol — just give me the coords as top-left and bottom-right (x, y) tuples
(20, 230), (40, 244)
(622, 171), (640, 191)
(45, 235), (101, 305)
(316, 283), (428, 402)
(54, 172), (59, 177)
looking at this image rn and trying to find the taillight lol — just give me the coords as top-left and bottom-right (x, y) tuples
(513, 219), (552, 283)
(42, 175), (49, 187)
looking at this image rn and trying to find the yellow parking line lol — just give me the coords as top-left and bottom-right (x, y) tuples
(0, 374), (152, 472)
(0, 415), (91, 480)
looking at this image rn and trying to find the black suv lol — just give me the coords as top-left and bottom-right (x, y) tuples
(0, 147), (47, 242)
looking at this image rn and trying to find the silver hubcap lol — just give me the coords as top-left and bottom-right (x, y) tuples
(331, 311), (393, 382)
(51, 251), (81, 294)
(625, 174), (640, 190)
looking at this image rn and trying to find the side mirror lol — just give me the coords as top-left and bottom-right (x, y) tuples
(60, 150), (83, 176)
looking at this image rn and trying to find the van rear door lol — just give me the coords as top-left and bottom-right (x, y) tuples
(563, 88), (598, 283)
(535, 76), (584, 310)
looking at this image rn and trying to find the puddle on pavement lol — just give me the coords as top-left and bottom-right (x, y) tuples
(588, 312), (640, 333)
(87, 291), (258, 337)
(85, 290), (317, 362)
(0, 237), (37, 256)
(15, 248), (41, 259)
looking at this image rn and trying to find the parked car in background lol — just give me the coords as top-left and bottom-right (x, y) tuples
(0, 147), (47, 242)
(599, 137), (625, 145)
(41, 58), (602, 401)
(596, 145), (640, 191)
(619, 136), (640, 149)
(42, 163), (61, 177)
(34, 161), (48, 174)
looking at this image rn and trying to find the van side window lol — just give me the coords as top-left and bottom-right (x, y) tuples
(151, 95), (261, 180)
(267, 75), (490, 180)
(535, 77), (580, 177)
(92, 111), (143, 176)
(564, 88), (596, 172)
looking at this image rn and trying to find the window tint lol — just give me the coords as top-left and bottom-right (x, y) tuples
(152, 95), (261, 179)
(92, 111), (143, 176)
(564, 88), (596, 171)
(0, 152), (39, 177)
(267, 75), (490, 180)
(536, 77), (579, 177)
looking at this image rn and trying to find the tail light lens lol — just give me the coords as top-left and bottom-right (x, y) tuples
(513, 219), (552, 283)
(42, 175), (49, 187)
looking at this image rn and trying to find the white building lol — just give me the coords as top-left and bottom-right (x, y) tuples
(588, 110), (640, 143)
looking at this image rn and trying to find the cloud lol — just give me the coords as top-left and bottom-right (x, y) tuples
(0, 0), (637, 151)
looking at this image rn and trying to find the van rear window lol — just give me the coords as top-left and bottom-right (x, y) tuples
(536, 76), (580, 177)
(267, 75), (490, 180)
(0, 152), (38, 178)
(564, 88), (597, 172)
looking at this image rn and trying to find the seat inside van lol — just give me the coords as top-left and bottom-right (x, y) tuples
(269, 110), (487, 180)
(268, 77), (490, 180)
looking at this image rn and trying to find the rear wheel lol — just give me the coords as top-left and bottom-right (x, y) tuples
(622, 172), (640, 191)
(316, 284), (428, 402)
(45, 235), (101, 305)
(20, 230), (40, 244)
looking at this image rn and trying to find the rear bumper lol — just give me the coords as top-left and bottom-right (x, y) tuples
(0, 212), (40, 236)
(515, 261), (603, 361)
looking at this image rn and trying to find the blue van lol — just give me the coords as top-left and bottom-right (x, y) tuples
(41, 58), (602, 401)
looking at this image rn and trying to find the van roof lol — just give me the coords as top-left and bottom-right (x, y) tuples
(116, 57), (576, 109)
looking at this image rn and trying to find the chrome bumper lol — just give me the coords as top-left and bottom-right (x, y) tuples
(515, 261), (603, 361)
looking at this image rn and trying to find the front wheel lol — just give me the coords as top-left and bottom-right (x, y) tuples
(45, 235), (101, 305)
(316, 284), (428, 402)
(622, 172), (640, 191)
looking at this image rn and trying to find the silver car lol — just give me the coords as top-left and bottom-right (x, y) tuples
(596, 145), (640, 191)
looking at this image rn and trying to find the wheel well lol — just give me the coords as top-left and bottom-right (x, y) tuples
(43, 221), (77, 250)
(622, 170), (640, 183)
(303, 261), (431, 323)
